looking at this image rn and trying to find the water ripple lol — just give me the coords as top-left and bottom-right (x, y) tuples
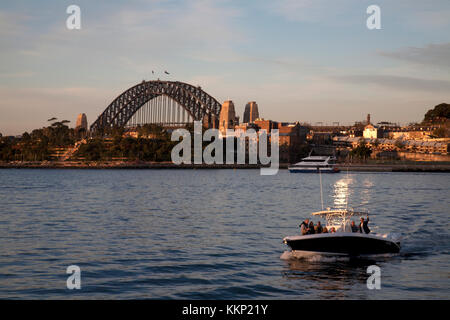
(0, 169), (449, 299)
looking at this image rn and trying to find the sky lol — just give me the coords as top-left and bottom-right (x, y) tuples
(1, 0), (449, 135)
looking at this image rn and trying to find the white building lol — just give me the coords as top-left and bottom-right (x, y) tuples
(363, 124), (381, 139)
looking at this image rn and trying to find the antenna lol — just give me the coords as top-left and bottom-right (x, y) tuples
(319, 169), (324, 211)
(346, 166), (349, 210)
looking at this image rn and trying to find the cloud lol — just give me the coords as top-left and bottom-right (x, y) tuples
(0, 71), (34, 78)
(0, 11), (30, 36)
(267, 0), (356, 23)
(379, 43), (450, 69)
(0, 0), (247, 84)
(401, 7), (450, 29)
(333, 74), (450, 93)
(1, 1), (449, 133)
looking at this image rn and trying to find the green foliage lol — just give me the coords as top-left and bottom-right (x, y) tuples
(350, 139), (372, 160)
(75, 135), (176, 162)
(137, 124), (166, 138)
(423, 103), (450, 123)
(0, 120), (76, 161)
(76, 139), (107, 161)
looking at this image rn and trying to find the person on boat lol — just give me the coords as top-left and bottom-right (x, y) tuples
(359, 216), (370, 234)
(329, 227), (336, 233)
(299, 219), (309, 235)
(351, 221), (359, 233)
(315, 221), (323, 234)
(308, 221), (315, 234)
(322, 227), (328, 233)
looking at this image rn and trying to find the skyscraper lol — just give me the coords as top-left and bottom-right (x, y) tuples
(243, 101), (259, 123)
(219, 100), (239, 135)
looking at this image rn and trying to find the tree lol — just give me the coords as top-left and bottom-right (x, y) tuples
(423, 103), (450, 123)
(372, 139), (380, 148)
(350, 139), (372, 161)
(1, 117), (76, 161)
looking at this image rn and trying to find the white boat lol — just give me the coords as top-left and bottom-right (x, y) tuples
(288, 155), (340, 173)
(283, 209), (401, 256)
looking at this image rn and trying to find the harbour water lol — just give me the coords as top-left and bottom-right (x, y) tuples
(0, 169), (448, 299)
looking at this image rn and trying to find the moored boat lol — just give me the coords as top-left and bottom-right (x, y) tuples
(288, 155), (340, 173)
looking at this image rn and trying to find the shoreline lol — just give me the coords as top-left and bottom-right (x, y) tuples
(1, 161), (450, 172)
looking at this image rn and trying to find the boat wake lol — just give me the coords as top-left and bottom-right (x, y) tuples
(280, 250), (351, 263)
(280, 250), (400, 263)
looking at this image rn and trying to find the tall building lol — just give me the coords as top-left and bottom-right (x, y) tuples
(219, 100), (239, 135)
(243, 101), (259, 123)
(75, 113), (88, 131)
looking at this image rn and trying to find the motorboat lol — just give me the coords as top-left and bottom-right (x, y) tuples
(283, 209), (401, 256)
(288, 155), (340, 173)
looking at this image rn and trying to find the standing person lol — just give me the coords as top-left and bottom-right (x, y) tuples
(316, 221), (323, 234)
(308, 221), (315, 235)
(359, 216), (370, 234)
(299, 219), (309, 235)
(351, 221), (359, 233)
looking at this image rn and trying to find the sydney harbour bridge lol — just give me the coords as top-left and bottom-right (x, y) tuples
(90, 80), (222, 132)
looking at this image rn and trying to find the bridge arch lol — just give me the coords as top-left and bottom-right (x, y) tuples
(90, 80), (222, 131)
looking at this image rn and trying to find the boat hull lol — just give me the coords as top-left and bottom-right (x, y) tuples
(283, 233), (400, 255)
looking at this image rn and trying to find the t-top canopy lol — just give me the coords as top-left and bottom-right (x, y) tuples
(311, 208), (369, 229)
(311, 208), (369, 218)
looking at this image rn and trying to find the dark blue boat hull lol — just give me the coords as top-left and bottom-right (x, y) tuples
(285, 234), (400, 255)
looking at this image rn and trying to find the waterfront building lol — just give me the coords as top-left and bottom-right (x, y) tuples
(363, 123), (383, 139)
(333, 136), (449, 156)
(277, 122), (309, 163)
(278, 122), (308, 145)
(253, 119), (278, 133)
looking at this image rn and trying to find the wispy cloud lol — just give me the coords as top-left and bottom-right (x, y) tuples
(1, 0), (450, 134)
(0, 11), (30, 36)
(333, 74), (450, 93)
(402, 8), (450, 29)
(267, 0), (356, 23)
(0, 71), (34, 78)
(379, 43), (450, 69)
